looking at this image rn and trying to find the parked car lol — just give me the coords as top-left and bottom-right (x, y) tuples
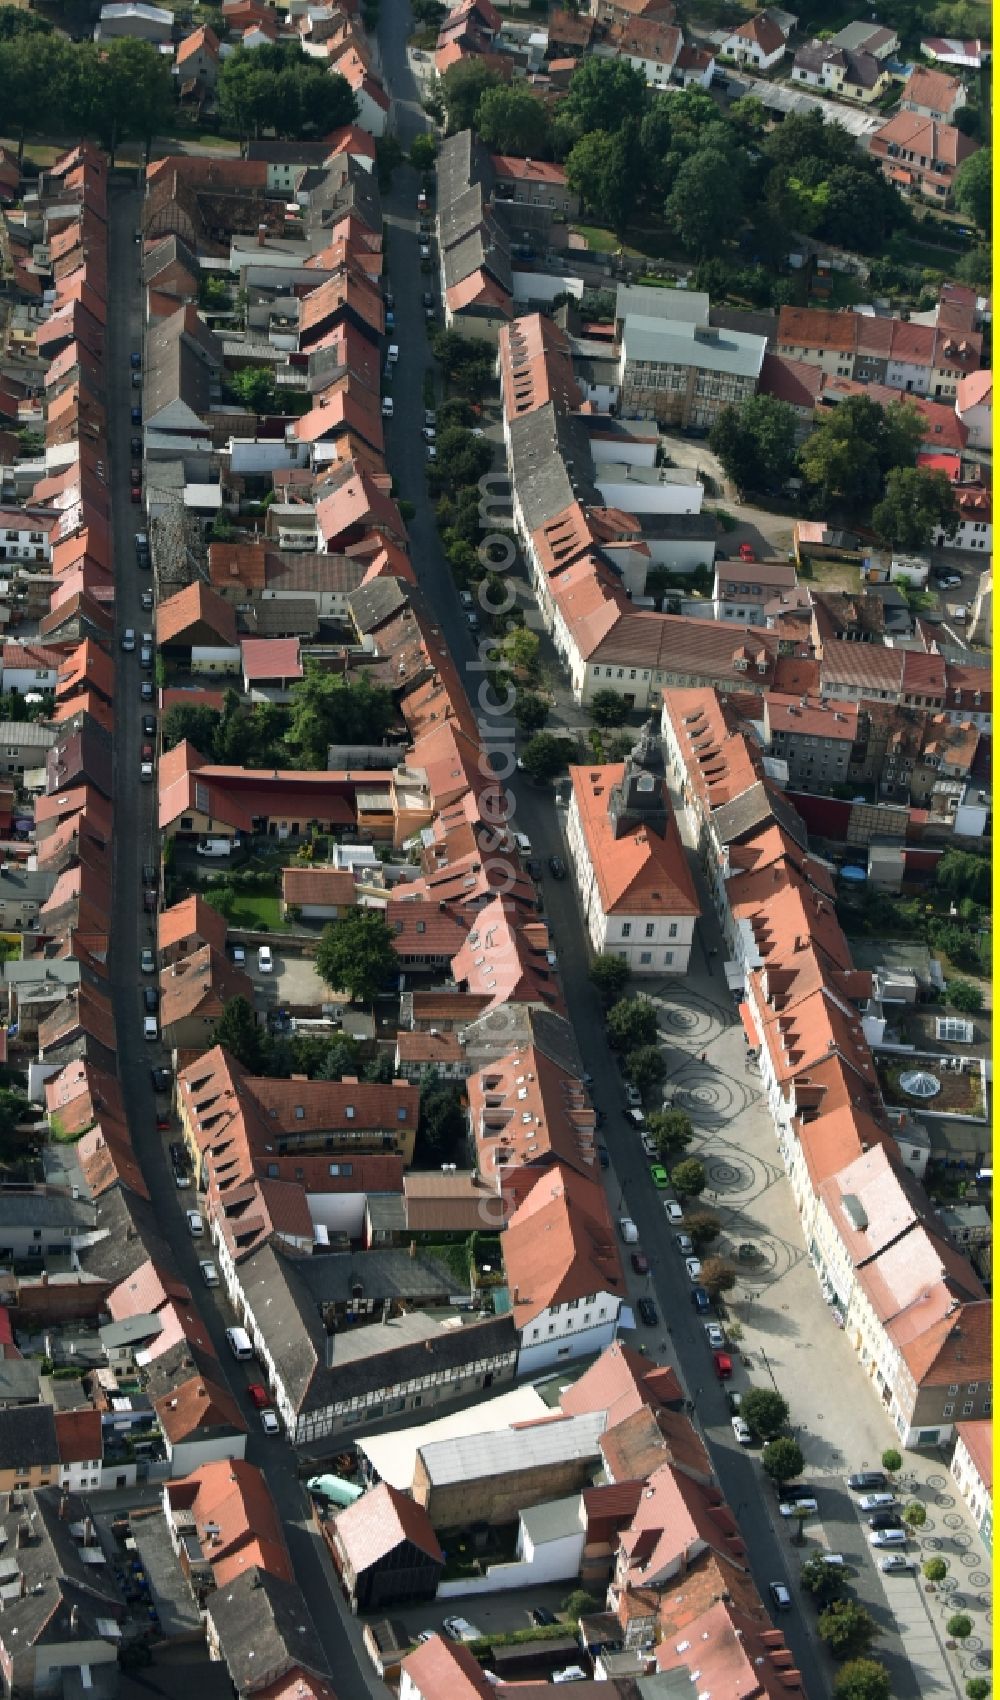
(530, 1607), (557, 1627)
(674, 1232), (694, 1255)
(664, 1198), (684, 1223)
(186, 1211), (204, 1236)
(140, 759), (153, 782)
(121, 628), (136, 652)
(780, 1498), (818, 1517)
(732, 1416), (752, 1446)
(637, 1296), (658, 1327)
(685, 1256), (702, 1281)
(649, 1163), (669, 1189)
(870, 1528), (907, 1547)
(703, 1322), (725, 1349)
(847, 1471), (887, 1492)
(442, 1617), (481, 1643)
(548, 855), (567, 879)
(142, 1016), (158, 1041)
(713, 1350), (733, 1380)
(738, 543), (756, 561)
(624, 1083), (642, 1108)
(769, 1583), (791, 1611)
(247, 1383), (270, 1409)
(260, 1410), (280, 1435)
(381, 397), (394, 417)
(131, 406), (141, 425)
(690, 1285), (711, 1313)
(152, 1067), (171, 1093)
(631, 1252), (650, 1275)
(142, 716), (156, 738)
(880, 1554), (915, 1573)
(200, 1260), (220, 1287)
(140, 681), (153, 701)
(597, 1144), (609, 1169)
(868, 1510), (903, 1531)
(859, 1493), (897, 1511)
(727, 1389), (743, 1415)
(140, 948), (154, 974)
(130, 436), (142, 456)
(780, 1484), (817, 1503)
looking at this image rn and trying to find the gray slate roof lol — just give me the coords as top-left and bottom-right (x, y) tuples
(295, 1247), (466, 1308)
(207, 1568), (331, 1694)
(711, 777), (808, 850)
(0, 1403), (57, 1466)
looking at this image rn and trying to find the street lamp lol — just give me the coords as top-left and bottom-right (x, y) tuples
(758, 1346), (780, 1396)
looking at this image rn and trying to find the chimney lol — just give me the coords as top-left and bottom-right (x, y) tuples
(257, 223), (267, 247)
(15, 1522), (28, 1549)
(70, 1605), (79, 1634)
(59, 1492), (70, 1521)
(409, 1238), (417, 1258)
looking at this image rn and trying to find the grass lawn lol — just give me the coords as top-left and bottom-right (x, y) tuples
(204, 890), (286, 930)
(571, 224), (642, 257)
(797, 555), (861, 591)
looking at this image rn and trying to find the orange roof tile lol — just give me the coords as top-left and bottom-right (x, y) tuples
(569, 761), (699, 919)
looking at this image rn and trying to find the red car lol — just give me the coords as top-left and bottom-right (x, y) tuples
(247, 1382), (270, 1410)
(713, 1350), (733, 1380)
(738, 543), (756, 562)
(631, 1251), (650, 1275)
(130, 487), (142, 504)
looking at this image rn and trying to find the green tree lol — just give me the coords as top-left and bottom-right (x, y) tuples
(954, 148), (991, 232)
(665, 148), (746, 257)
(559, 57), (648, 143)
(881, 1448), (903, 1476)
(699, 1256), (737, 1299)
(316, 909), (399, 1004)
(833, 1660), (891, 1700)
(417, 1070), (467, 1164)
(646, 1107), (694, 1163)
(90, 36), (174, 161)
(671, 1157), (706, 1200)
(0, 6), (51, 35)
(819, 1601), (879, 1660)
(565, 123), (641, 232)
(590, 954), (630, 1006)
(432, 425), (493, 493)
(589, 689), (628, 728)
(501, 627), (540, 677)
(801, 1552), (848, 1605)
(709, 396), (798, 495)
(800, 396), (925, 516)
(684, 1209), (721, 1251)
(606, 997), (659, 1051)
(562, 1590), (599, 1622)
(872, 466), (959, 551)
(947, 980), (984, 1014)
(411, 0), (446, 23)
(762, 1437), (805, 1486)
(219, 43), (356, 139)
(476, 84), (552, 155)
(965, 1680), (990, 1700)
(513, 692), (549, 734)
(0, 34), (75, 162)
(923, 1558), (948, 1582)
(626, 1045), (667, 1095)
(947, 1615), (974, 1641)
(743, 1387), (790, 1440)
(229, 366), (276, 414)
(520, 732), (573, 784)
(286, 661), (394, 768)
(902, 1501), (927, 1527)
(409, 132), (437, 171)
(955, 245), (990, 287)
(161, 703), (222, 757)
(216, 997), (265, 1071)
(315, 1036), (362, 1079)
(440, 57), (501, 131)
(936, 850), (990, 905)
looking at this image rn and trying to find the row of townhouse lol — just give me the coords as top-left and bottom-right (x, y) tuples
(660, 686), (991, 1447)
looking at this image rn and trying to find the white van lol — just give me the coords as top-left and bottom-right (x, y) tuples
(196, 839), (233, 858)
(387, 344), (399, 363)
(225, 1326), (253, 1361)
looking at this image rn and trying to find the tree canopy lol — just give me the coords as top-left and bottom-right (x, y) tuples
(476, 84), (552, 156)
(215, 997), (265, 1072)
(606, 997), (659, 1052)
(440, 57), (501, 131)
(800, 396), (925, 516)
(953, 148), (991, 232)
(710, 395), (798, 496)
(832, 1659), (891, 1700)
(761, 1437), (804, 1485)
(520, 733), (574, 783)
(742, 1387), (789, 1440)
(819, 1602), (879, 1660)
(316, 909), (399, 1004)
(872, 466), (959, 551)
(590, 954), (631, 1006)
(285, 661), (394, 769)
(218, 43), (357, 140)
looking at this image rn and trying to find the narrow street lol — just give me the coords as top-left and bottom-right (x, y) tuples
(104, 178), (389, 1700)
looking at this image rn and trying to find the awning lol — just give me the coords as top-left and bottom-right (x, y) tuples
(738, 1001), (760, 1050)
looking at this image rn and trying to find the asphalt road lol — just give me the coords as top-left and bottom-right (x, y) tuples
(369, 19), (830, 1689)
(105, 179), (389, 1700)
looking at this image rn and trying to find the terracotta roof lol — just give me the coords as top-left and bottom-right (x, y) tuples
(902, 65), (963, 111)
(240, 638), (302, 681)
(158, 893), (229, 955)
(469, 1043), (597, 1187)
(54, 1408), (102, 1465)
(165, 1460), (292, 1588)
(600, 1402), (712, 1487)
(450, 896), (564, 1014)
(956, 1419), (991, 1491)
(157, 582), (238, 648)
(280, 866), (357, 906)
(160, 945), (255, 1032)
(209, 541), (267, 590)
(334, 1481), (443, 1572)
(503, 1162), (624, 1327)
(618, 1460), (745, 1587)
(729, 10), (786, 52)
(956, 370), (991, 411)
(155, 1373), (247, 1444)
(569, 761), (700, 918)
(400, 1636), (495, 1700)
